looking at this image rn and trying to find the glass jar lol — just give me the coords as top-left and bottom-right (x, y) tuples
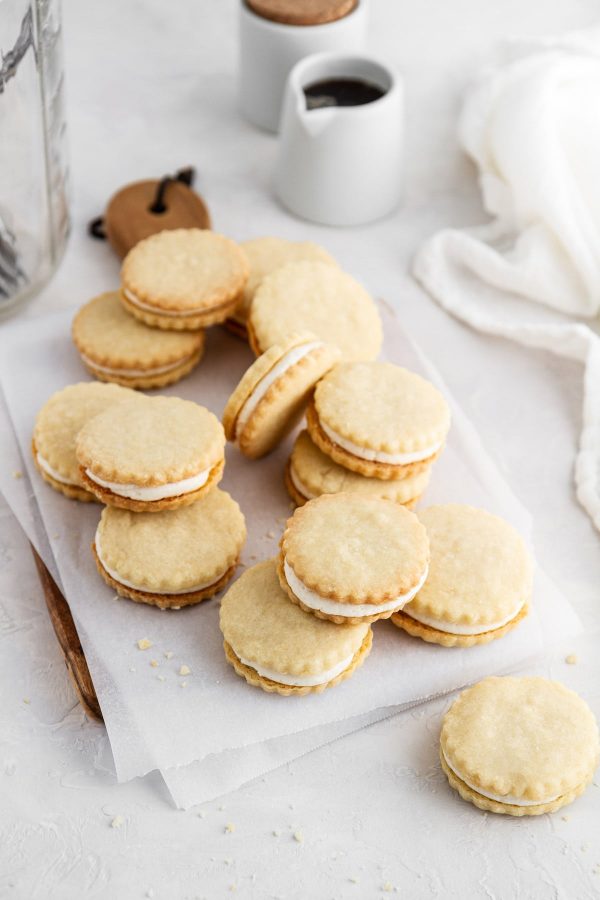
(0, 0), (70, 317)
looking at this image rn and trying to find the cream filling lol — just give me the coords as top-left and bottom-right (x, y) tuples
(237, 651), (354, 687)
(289, 463), (317, 500)
(95, 531), (225, 595)
(36, 451), (78, 486)
(124, 288), (223, 318)
(235, 341), (323, 440)
(85, 466), (210, 501)
(320, 421), (442, 465)
(81, 353), (192, 378)
(404, 600), (525, 635)
(283, 558), (428, 618)
(441, 747), (561, 807)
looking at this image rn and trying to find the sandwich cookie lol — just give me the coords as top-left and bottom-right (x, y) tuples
(32, 382), (133, 502)
(307, 362), (450, 480)
(248, 261), (382, 362)
(121, 229), (248, 330)
(392, 505), (532, 646)
(440, 676), (600, 816)
(76, 394), (225, 511)
(222, 333), (340, 459)
(224, 237), (337, 339)
(72, 291), (205, 389)
(278, 493), (430, 624)
(93, 488), (246, 608)
(285, 430), (431, 508)
(220, 559), (372, 696)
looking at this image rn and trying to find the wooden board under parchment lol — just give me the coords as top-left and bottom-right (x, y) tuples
(31, 546), (103, 721)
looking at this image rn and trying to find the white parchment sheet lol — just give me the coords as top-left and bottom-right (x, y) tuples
(0, 303), (580, 803)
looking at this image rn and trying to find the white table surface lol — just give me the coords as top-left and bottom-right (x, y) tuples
(2, 1), (600, 897)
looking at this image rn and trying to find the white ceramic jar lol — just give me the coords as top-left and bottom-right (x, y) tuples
(238, 0), (368, 133)
(274, 52), (404, 226)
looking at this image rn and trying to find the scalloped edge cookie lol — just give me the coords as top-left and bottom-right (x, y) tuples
(223, 629), (372, 696)
(120, 229), (248, 331)
(222, 333), (340, 459)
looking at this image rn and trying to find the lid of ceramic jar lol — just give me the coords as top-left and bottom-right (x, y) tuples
(245, 0), (359, 26)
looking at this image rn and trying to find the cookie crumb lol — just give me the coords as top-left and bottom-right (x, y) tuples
(198, 811), (206, 818)
(150, 659), (159, 668)
(23, 698), (30, 705)
(137, 638), (152, 650)
(225, 823), (235, 834)
(110, 815), (124, 829)
(157, 675), (165, 682)
(561, 815), (570, 822)
(266, 530), (275, 539)
(180, 681), (187, 688)
(179, 665), (191, 676)
(293, 830), (304, 844)
(349, 876), (359, 884)
(12, 470), (23, 479)
(272, 829), (280, 837)
(219, 804), (226, 811)
(146, 891), (154, 899)
(164, 651), (173, 659)
(565, 654), (578, 665)
(129, 666), (136, 673)
(382, 883), (394, 893)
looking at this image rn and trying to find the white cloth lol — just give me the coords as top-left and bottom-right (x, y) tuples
(414, 27), (600, 532)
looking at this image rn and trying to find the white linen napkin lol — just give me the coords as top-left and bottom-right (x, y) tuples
(414, 26), (600, 532)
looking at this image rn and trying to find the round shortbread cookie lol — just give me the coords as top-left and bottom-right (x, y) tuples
(222, 333), (340, 459)
(286, 430), (431, 507)
(32, 382), (134, 502)
(440, 676), (600, 816)
(121, 229), (248, 330)
(307, 362), (451, 480)
(76, 394), (225, 511)
(248, 261), (382, 362)
(392, 504), (532, 647)
(225, 237), (337, 337)
(278, 493), (430, 624)
(93, 488), (246, 608)
(72, 291), (205, 389)
(220, 559), (372, 695)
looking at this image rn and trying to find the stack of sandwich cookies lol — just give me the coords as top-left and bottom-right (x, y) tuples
(393, 505), (532, 646)
(440, 676), (600, 816)
(278, 493), (430, 624)
(222, 333), (340, 459)
(248, 261), (382, 362)
(286, 430), (431, 507)
(121, 229), (248, 331)
(93, 488), (246, 608)
(225, 237), (337, 339)
(72, 292), (205, 389)
(307, 362), (450, 480)
(32, 382), (134, 502)
(76, 395), (225, 511)
(220, 559), (372, 695)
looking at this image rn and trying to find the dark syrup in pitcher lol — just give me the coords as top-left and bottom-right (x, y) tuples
(303, 78), (386, 110)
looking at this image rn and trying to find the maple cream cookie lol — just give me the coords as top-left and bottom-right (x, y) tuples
(285, 430), (431, 508)
(307, 362), (450, 480)
(76, 394), (225, 511)
(222, 333), (340, 459)
(120, 229), (248, 330)
(32, 382), (133, 502)
(220, 559), (372, 695)
(392, 505), (532, 646)
(224, 237), (337, 339)
(93, 487), (246, 608)
(72, 291), (205, 389)
(248, 261), (382, 361)
(440, 676), (600, 816)
(278, 493), (429, 624)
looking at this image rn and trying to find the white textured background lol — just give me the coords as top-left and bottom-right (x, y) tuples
(2, 0), (600, 897)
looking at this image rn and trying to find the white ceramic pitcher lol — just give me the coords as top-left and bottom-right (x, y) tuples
(274, 52), (404, 226)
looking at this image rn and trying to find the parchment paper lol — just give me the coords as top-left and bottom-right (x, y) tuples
(0, 303), (581, 802)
